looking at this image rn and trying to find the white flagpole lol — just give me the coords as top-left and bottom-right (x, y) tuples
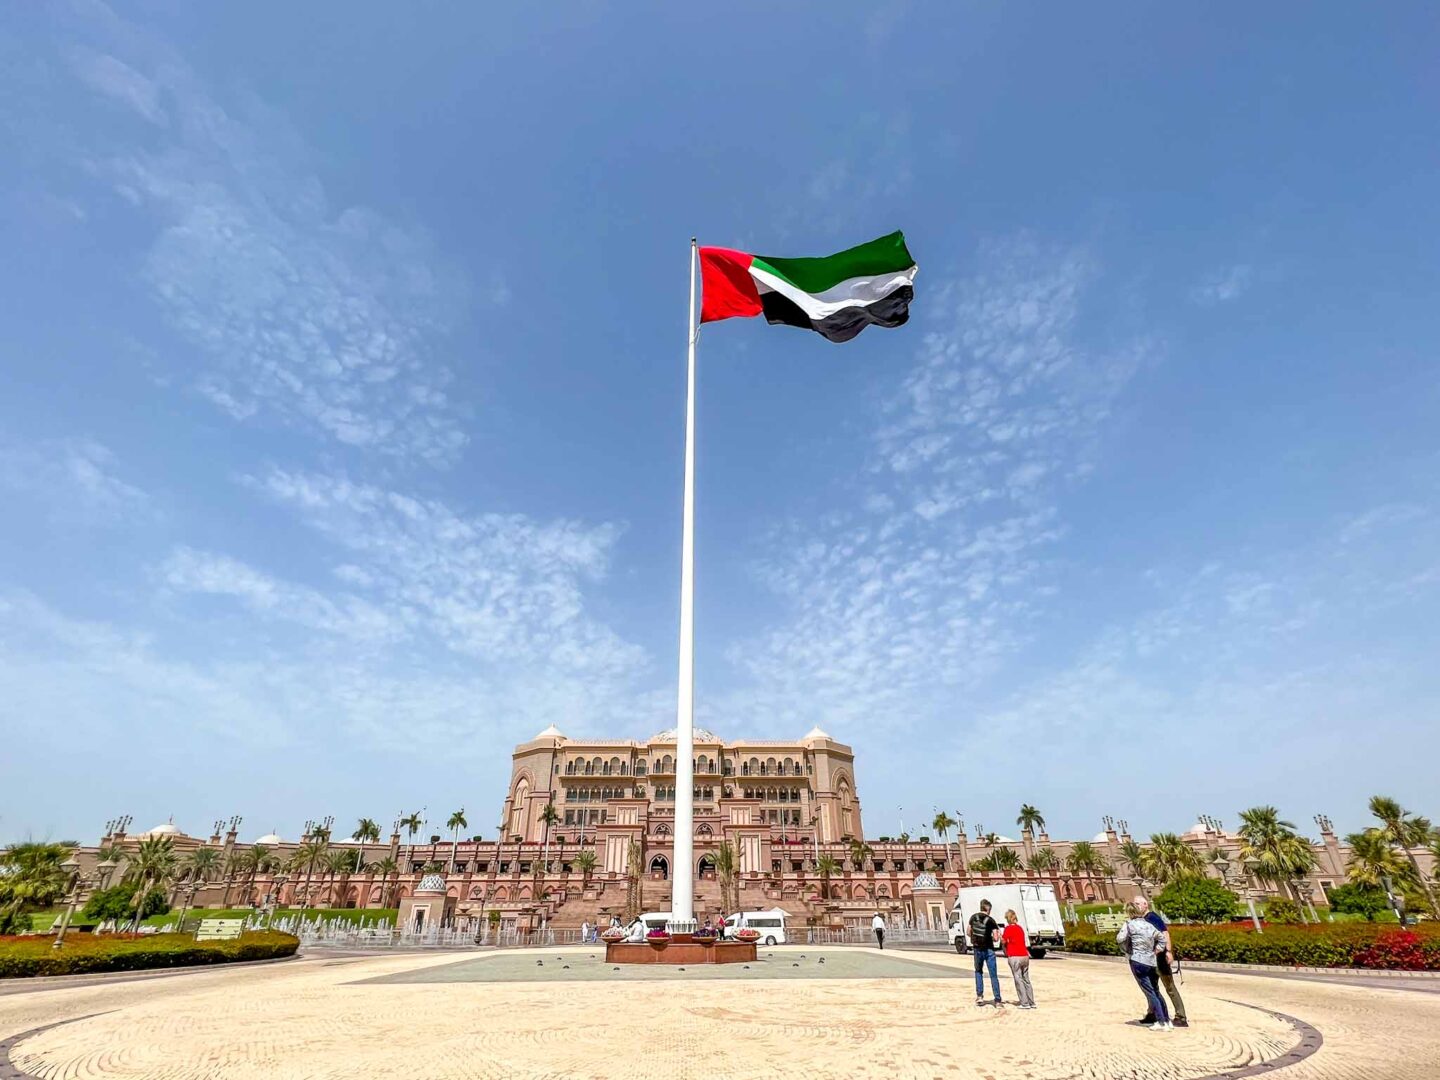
(672, 237), (698, 926)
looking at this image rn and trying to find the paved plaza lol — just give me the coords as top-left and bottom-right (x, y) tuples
(3, 946), (1439, 1079)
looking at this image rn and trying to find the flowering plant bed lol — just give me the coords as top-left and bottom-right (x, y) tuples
(732, 928), (760, 942)
(645, 930), (671, 943)
(600, 929), (625, 943)
(0, 930), (299, 979)
(690, 933), (718, 944)
(1065, 920), (1440, 970)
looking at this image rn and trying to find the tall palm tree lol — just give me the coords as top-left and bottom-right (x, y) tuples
(931, 811), (956, 870)
(399, 811), (423, 871)
(123, 835), (179, 929)
(288, 836), (330, 909)
(351, 818), (380, 876)
(1065, 841), (1103, 894)
(1236, 806), (1317, 911)
(1368, 796), (1440, 919)
(183, 846), (221, 892)
(325, 848), (357, 907)
(816, 854), (840, 901)
(538, 803), (560, 873)
(1344, 829), (1411, 890)
(848, 838), (874, 872)
(239, 845), (274, 907)
(1143, 832), (1206, 886)
(1118, 838), (1148, 896)
(370, 855), (399, 908)
(713, 840), (739, 916)
(624, 837), (645, 922)
(975, 847), (1022, 873)
(446, 809), (468, 874)
(219, 847), (247, 907)
(1016, 804), (1045, 860)
(574, 848), (598, 885)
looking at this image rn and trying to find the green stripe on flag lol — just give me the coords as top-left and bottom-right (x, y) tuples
(753, 231), (914, 295)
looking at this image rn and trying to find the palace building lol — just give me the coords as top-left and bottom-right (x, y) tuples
(60, 725), (1428, 936)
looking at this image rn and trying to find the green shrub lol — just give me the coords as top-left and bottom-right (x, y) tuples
(82, 883), (167, 924)
(1154, 877), (1240, 924)
(1325, 883), (1390, 921)
(1064, 920), (1440, 970)
(0, 930), (298, 979)
(1262, 898), (1303, 924)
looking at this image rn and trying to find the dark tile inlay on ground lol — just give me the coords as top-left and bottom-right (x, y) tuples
(353, 949), (967, 984)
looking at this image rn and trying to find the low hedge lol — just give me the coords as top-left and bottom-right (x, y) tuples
(1065, 920), (1440, 970)
(0, 930), (299, 979)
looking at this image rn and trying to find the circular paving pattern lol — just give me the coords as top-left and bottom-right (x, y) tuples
(1, 948), (1436, 1080)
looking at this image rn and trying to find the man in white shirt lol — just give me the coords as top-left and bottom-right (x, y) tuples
(872, 911), (887, 949)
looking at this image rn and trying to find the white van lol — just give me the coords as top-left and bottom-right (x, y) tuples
(637, 911), (675, 933)
(947, 883), (1065, 958)
(722, 908), (789, 945)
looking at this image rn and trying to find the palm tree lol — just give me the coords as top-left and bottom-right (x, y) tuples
(351, 818), (380, 875)
(713, 840), (739, 916)
(1143, 833), (1206, 886)
(1344, 829), (1410, 890)
(1065, 841), (1102, 895)
(1026, 846), (1059, 873)
(1016, 804), (1044, 860)
(1236, 806), (1317, 913)
(574, 848), (598, 885)
(816, 854), (840, 901)
(1368, 796), (1440, 919)
(123, 835), (179, 929)
(0, 841), (76, 931)
(848, 838), (874, 872)
(399, 811), (423, 871)
(624, 837), (645, 922)
(288, 836), (330, 909)
(1117, 839), (1148, 896)
(370, 856), (399, 908)
(931, 811), (956, 870)
(975, 847), (1022, 873)
(324, 848), (357, 907)
(238, 845), (274, 907)
(219, 847), (247, 907)
(446, 809), (468, 874)
(182, 846), (221, 898)
(538, 802), (560, 873)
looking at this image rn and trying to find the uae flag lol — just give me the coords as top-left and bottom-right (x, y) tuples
(699, 230), (916, 343)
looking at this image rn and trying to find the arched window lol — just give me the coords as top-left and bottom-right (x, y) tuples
(656, 823), (671, 836)
(649, 855), (669, 879)
(584, 760), (593, 775)
(697, 823), (712, 835)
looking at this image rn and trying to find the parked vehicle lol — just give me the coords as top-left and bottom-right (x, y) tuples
(947, 883), (1065, 958)
(721, 908), (789, 945)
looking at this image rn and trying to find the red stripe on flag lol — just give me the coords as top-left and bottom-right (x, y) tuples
(699, 247), (763, 323)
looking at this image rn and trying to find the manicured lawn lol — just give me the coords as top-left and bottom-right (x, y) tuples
(143, 906), (399, 928)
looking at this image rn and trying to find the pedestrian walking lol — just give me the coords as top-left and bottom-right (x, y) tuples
(872, 910), (886, 949)
(968, 899), (1004, 1006)
(1001, 909), (1035, 1009)
(1137, 898), (1188, 1027)
(1117, 898), (1171, 1032)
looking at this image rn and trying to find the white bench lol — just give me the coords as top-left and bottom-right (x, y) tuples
(195, 918), (246, 941)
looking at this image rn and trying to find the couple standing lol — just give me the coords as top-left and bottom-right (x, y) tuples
(1117, 896), (1188, 1030)
(967, 900), (1036, 1009)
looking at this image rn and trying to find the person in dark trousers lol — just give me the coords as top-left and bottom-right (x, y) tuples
(1137, 898), (1188, 1027)
(968, 899), (1003, 1005)
(872, 910), (886, 949)
(1117, 898), (1171, 1032)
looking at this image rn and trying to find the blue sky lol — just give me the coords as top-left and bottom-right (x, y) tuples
(2, 2), (1437, 845)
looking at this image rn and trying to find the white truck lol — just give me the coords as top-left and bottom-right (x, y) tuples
(947, 883), (1065, 958)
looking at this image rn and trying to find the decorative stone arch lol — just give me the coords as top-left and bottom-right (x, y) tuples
(655, 823), (671, 836)
(835, 773), (857, 839)
(696, 823), (712, 836)
(782, 756), (794, 773)
(519, 885), (533, 900)
(394, 886), (411, 901)
(899, 883), (913, 897)
(828, 885), (842, 899)
(697, 854), (716, 877)
(447, 886), (460, 897)
(661, 754), (674, 772)
(852, 883), (869, 900)
(649, 855), (669, 879)
(493, 886), (509, 901)
(369, 887), (385, 904)
(609, 756), (622, 774)
(469, 886), (486, 900)
(509, 770), (535, 837)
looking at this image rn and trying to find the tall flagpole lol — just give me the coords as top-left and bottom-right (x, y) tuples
(672, 237), (698, 926)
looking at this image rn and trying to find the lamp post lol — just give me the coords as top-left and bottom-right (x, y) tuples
(176, 878), (205, 933)
(52, 858), (84, 949)
(1214, 850), (1261, 933)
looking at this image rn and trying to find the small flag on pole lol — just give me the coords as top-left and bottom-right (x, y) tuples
(699, 230), (917, 343)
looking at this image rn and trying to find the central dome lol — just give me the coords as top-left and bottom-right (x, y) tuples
(649, 726), (721, 743)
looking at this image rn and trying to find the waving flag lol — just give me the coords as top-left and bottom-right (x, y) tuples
(699, 230), (917, 343)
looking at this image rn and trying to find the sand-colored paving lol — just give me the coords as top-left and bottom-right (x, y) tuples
(2, 946), (1438, 1079)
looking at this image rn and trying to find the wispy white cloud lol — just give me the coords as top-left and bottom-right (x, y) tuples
(0, 437), (149, 522)
(719, 239), (1148, 733)
(1190, 263), (1252, 305)
(67, 22), (469, 465)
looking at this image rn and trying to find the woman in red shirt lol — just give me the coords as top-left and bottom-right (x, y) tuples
(1001, 910), (1036, 1009)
